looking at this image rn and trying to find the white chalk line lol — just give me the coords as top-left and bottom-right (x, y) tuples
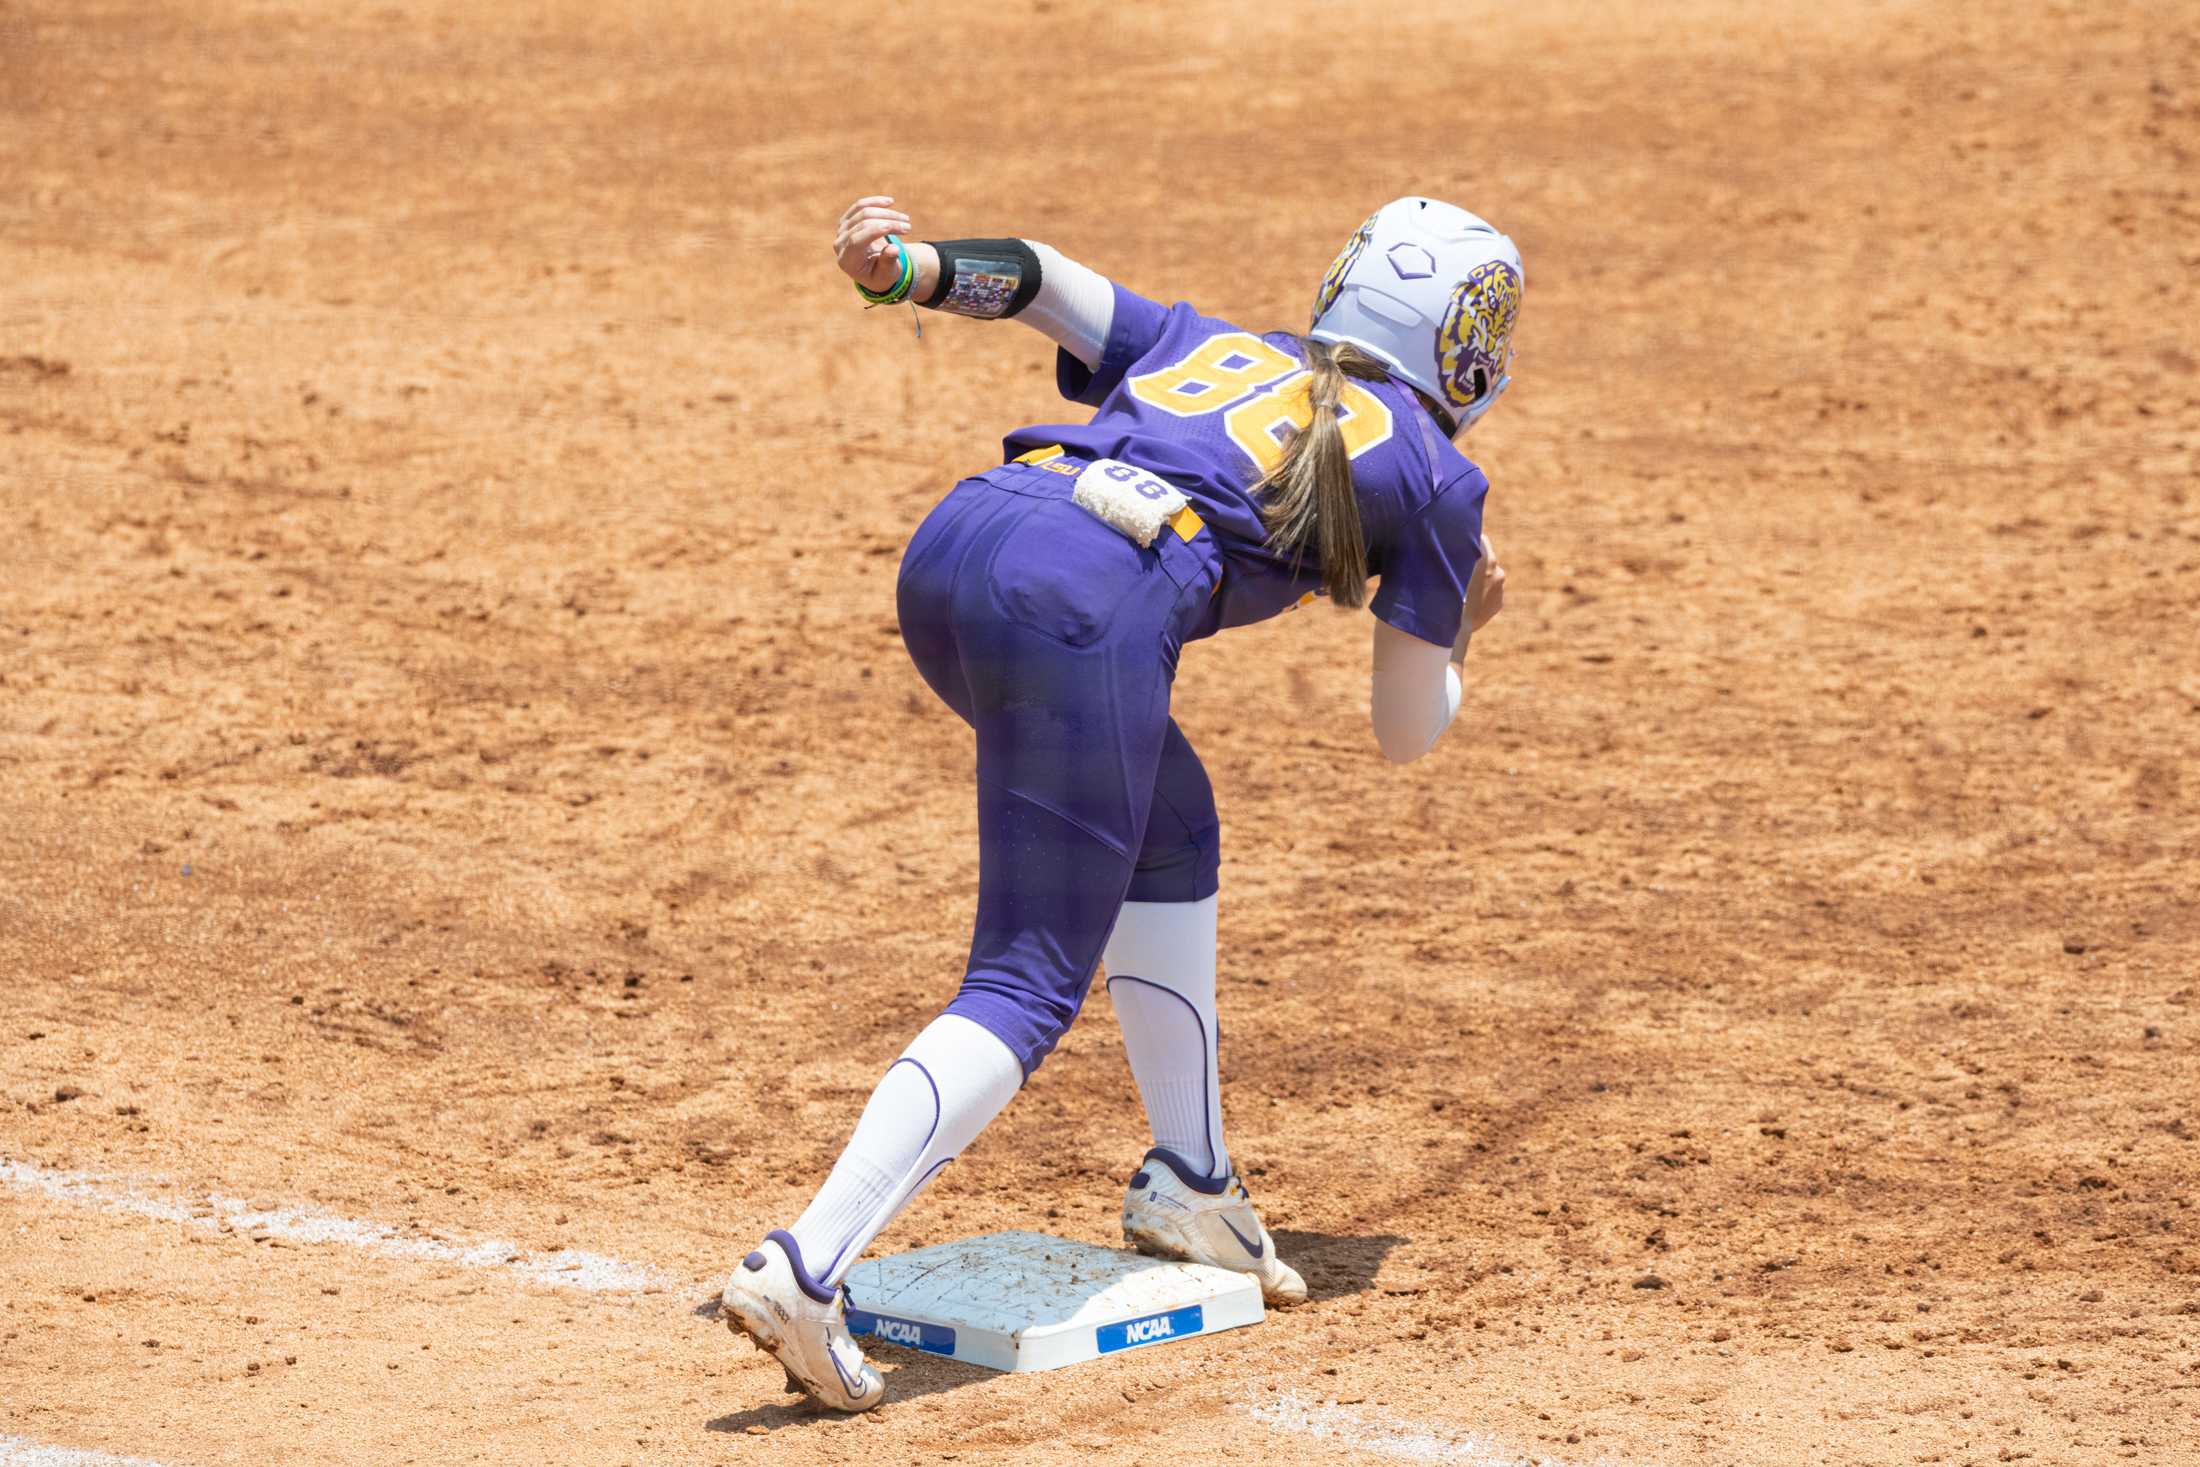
(6, 1158), (1606, 1467)
(0, 1438), (169, 1467)
(1244, 1390), (1613, 1467)
(0, 1156), (668, 1293)
(0, 1158), (663, 1467)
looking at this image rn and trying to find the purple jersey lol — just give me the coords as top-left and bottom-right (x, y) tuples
(1002, 284), (1488, 649)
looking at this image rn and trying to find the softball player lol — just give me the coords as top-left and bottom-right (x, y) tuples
(723, 195), (1520, 1411)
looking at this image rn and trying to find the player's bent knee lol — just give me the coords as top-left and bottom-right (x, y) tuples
(941, 976), (1083, 1080)
(1125, 823), (1220, 905)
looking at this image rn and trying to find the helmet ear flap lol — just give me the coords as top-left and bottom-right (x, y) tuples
(1454, 371), (1511, 433)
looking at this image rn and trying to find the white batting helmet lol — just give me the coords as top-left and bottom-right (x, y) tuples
(1308, 197), (1523, 432)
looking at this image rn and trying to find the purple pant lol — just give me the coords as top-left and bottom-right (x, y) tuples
(896, 462), (1224, 1077)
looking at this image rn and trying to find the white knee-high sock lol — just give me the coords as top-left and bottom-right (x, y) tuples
(782, 1013), (1023, 1287)
(1103, 895), (1229, 1180)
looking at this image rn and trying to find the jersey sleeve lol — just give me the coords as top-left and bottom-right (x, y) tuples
(1054, 283), (1174, 405)
(1368, 468), (1488, 649)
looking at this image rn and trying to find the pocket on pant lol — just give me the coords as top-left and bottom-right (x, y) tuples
(986, 509), (1131, 649)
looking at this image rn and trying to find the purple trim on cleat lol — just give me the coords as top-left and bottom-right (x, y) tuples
(742, 1251), (767, 1272)
(1128, 1170), (1151, 1189)
(827, 1338), (871, 1400)
(1221, 1216), (1266, 1258)
(1142, 1146), (1232, 1195)
(765, 1229), (840, 1305)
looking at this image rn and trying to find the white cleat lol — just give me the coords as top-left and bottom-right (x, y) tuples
(1121, 1147), (1308, 1306)
(720, 1230), (885, 1413)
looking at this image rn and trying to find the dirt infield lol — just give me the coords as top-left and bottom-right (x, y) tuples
(4, 1), (2197, 1462)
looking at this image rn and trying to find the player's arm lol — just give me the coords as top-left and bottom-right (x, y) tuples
(833, 197), (1116, 368)
(1368, 537), (1503, 763)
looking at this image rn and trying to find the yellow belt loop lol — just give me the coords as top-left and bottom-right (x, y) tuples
(1013, 444), (1065, 465)
(1167, 505), (1204, 542)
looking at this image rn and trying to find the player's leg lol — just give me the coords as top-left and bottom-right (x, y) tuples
(758, 505), (1163, 1277)
(723, 481), (1019, 1412)
(1104, 718), (1227, 1176)
(1106, 720), (1307, 1304)
(784, 477), (1146, 1272)
(783, 477), (1040, 1284)
(725, 484), (1182, 1406)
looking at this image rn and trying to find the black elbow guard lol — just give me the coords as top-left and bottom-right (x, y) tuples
(919, 238), (1043, 319)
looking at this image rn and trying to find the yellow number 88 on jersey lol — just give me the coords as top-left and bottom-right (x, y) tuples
(1126, 333), (1394, 478)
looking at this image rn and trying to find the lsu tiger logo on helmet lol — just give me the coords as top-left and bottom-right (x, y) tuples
(1436, 259), (1522, 409)
(1311, 212), (1379, 325)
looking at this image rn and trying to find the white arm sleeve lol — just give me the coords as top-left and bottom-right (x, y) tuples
(1370, 618), (1462, 763)
(1018, 241), (1115, 369)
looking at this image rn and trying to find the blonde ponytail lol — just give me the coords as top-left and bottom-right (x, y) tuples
(1255, 338), (1389, 608)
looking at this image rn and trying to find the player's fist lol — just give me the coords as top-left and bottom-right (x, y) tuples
(834, 196), (914, 292)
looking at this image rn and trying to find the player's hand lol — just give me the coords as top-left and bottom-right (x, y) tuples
(1459, 535), (1504, 653)
(834, 196), (914, 292)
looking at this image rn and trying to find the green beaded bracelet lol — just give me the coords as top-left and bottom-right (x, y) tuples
(856, 234), (915, 306)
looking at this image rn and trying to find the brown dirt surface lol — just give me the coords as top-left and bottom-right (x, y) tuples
(4, 1), (2198, 1463)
